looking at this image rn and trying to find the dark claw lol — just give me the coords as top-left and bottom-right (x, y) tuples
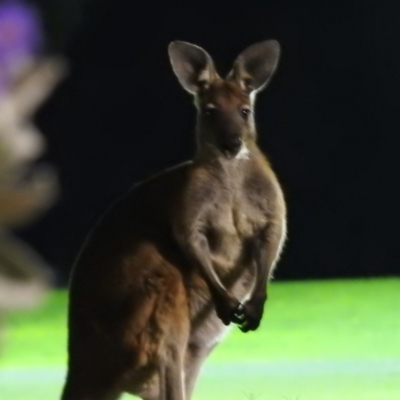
(214, 295), (241, 326)
(231, 313), (245, 324)
(236, 302), (245, 313)
(231, 302), (245, 324)
(233, 297), (265, 332)
(239, 319), (259, 332)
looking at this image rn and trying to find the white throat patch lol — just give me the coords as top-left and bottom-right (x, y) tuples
(235, 144), (250, 160)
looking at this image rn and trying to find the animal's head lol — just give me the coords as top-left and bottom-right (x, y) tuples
(168, 40), (280, 159)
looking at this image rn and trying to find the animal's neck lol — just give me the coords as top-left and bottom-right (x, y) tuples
(194, 141), (261, 184)
(195, 138), (258, 161)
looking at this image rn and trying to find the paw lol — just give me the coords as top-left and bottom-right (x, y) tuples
(214, 294), (241, 326)
(231, 295), (266, 332)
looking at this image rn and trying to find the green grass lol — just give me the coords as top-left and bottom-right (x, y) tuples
(0, 278), (399, 399)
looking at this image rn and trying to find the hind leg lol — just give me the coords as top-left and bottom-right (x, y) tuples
(61, 354), (124, 400)
(153, 264), (190, 400)
(128, 348), (186, 400)
(160, 346), (186, 400)
(184, 343), (217, 399)
(152, 271), (189, 400)
(61, 372), (122, 400)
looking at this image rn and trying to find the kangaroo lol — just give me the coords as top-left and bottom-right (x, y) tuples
(61, 40), (287, 400)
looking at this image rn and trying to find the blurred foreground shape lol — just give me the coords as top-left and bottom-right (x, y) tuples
(0, 1), (67, 320)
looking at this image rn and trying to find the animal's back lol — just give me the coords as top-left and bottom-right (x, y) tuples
(66, 161), (193, 392)
(69, 160), (193, 291)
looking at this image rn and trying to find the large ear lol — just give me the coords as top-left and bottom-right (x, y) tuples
(168, 41), (218, 94)
(228, 40), (280, 94)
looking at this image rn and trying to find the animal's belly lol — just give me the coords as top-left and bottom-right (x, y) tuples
(188, 263), (256, 348)
(209, 231), (256, 295)
(208, 227), (249, 267)
(209, 208), (262, 272)
(190, 214), (259, 347)
(190, 311), (233, 349)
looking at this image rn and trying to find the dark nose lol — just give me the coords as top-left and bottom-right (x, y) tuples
(218, 135), (242, 155)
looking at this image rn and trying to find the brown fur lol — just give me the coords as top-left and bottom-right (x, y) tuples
(61, 40), (287, 400)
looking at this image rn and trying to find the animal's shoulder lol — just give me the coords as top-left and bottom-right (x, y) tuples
(243, 156), (281, 195)
(183, 164), (222, 200)
(130, 160), (193, 192)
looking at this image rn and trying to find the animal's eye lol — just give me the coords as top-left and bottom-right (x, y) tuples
(241, 108), (251, 119)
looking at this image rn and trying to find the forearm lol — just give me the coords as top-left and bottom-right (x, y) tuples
(187, 231), (228, 297)
(250, 221), (286, 299)
(182, 228), (240, 325)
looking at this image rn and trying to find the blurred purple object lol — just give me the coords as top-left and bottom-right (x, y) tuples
(0, 0), (43, 96)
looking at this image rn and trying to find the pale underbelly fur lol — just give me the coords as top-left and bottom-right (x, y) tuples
(188, 209), (261, 348)
(188, 257), (256, 348)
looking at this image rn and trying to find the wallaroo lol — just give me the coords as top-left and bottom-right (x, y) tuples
(61, 39), (287, 400)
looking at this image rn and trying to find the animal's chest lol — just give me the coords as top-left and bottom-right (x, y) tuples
(205, 186), (268, 270)
(209, 190), (267, 242)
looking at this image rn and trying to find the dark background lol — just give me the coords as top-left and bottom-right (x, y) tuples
(17, 0), (400, 284)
